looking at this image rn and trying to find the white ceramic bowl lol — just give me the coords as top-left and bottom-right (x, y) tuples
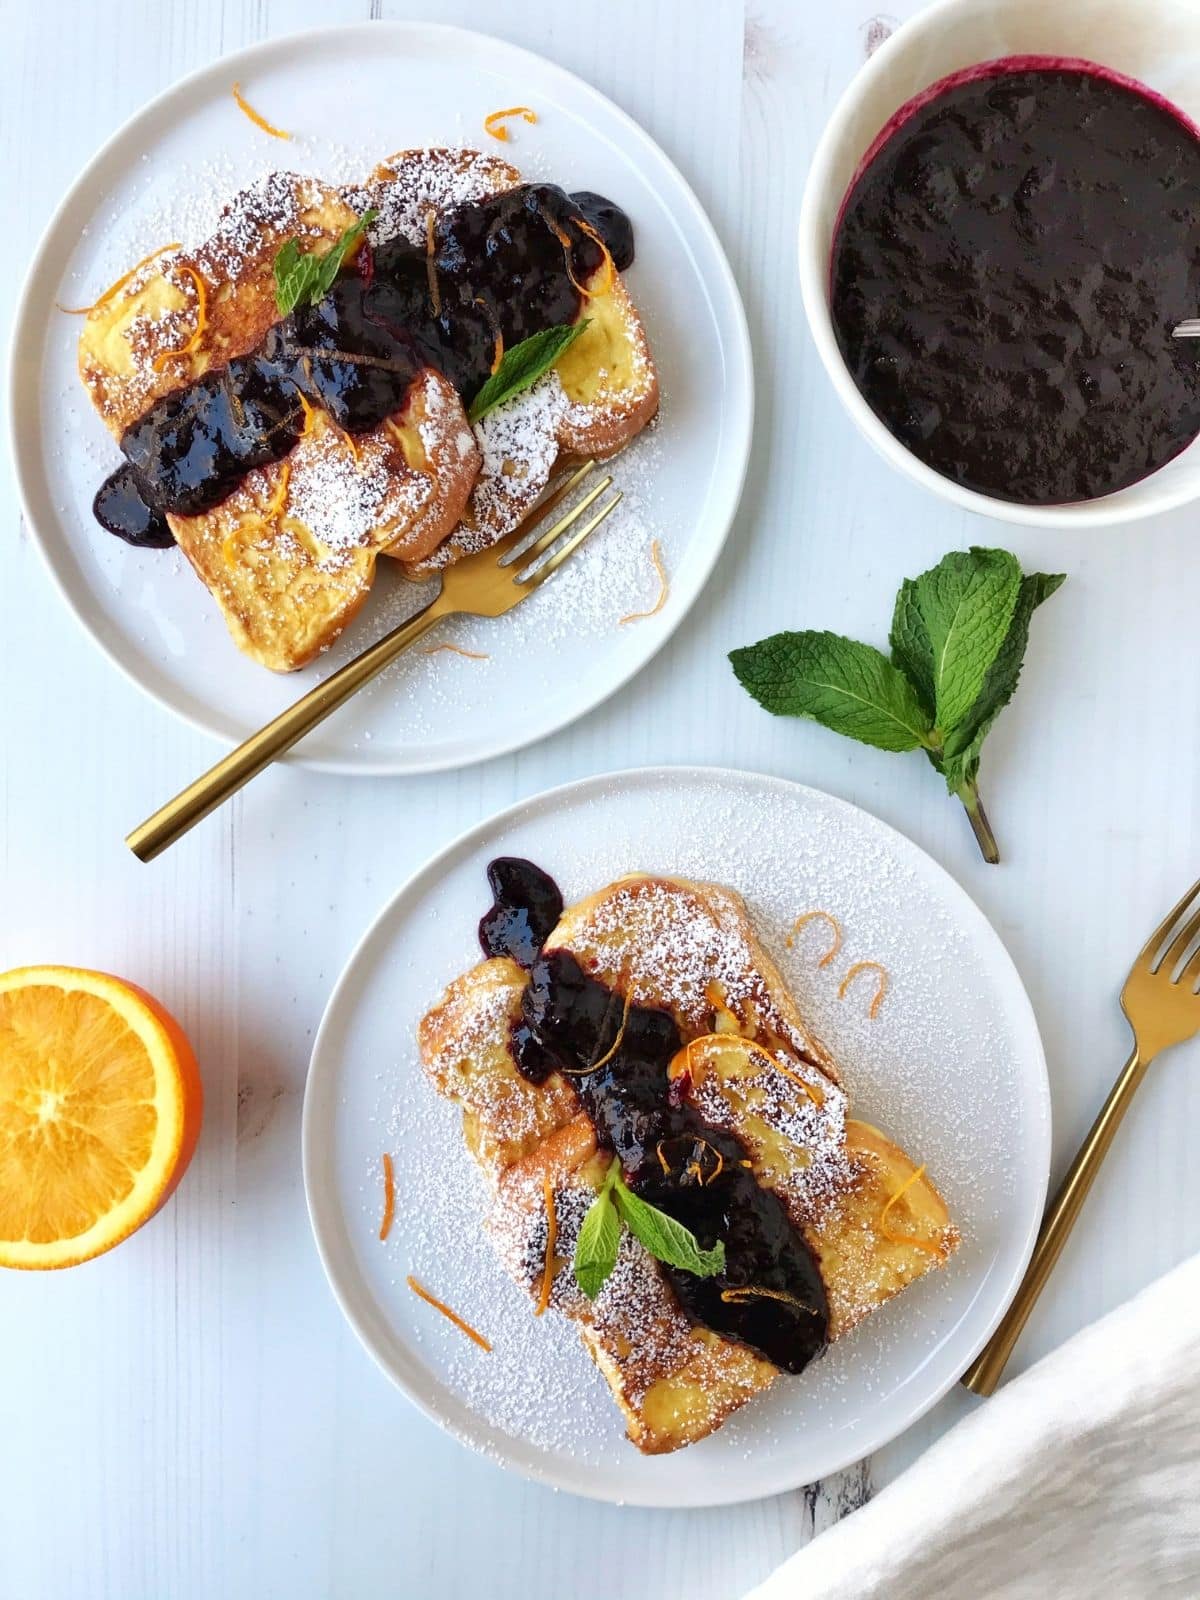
(799, 0), (1200, 529)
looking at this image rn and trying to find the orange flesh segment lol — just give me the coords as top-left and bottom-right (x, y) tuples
(0, 968), (199, 1267)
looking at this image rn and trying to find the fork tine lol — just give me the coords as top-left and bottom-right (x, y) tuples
(1155, 897), (1200, 976)
(521, 493), (623, 588)
(1137, 875), (1200, 968)
(487, 460), (597, 565)
(515, 475), (613, 563)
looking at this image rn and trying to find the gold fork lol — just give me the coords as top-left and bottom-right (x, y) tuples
(963, 874), (1200, 1395)
(126, 461), (620, 863)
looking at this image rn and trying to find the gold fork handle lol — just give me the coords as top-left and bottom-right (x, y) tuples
(962, 1045), (1151, 1395)
(126, 596), (448, 862)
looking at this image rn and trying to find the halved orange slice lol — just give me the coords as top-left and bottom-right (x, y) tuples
(0, 967), (202, 1269)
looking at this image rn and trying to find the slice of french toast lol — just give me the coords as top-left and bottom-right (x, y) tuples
(77, 169), (479, 670)
(419, 873), (957, 1455)
(77, 151), (658, 665)
(363, 150), (658, 579)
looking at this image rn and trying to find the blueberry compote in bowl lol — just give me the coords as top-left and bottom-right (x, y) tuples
(800, 0), (1200, 529)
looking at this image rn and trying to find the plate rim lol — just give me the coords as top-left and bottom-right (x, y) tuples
(8, 20), (754, 777)
(301, 763), (1052, 1506)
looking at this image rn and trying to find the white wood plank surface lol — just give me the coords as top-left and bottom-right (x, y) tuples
(2, 1), (1198, 1595)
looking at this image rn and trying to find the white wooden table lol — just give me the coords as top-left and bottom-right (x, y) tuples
(3, 2), (1198, 1595)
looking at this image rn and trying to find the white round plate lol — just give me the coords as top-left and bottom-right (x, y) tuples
(9, 24), (751, 774)
(303, 766), (1051, 1507)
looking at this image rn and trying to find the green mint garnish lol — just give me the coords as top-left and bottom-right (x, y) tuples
(729, 548), (1065, 864)
(273, 209), (378, 316)
(573, 1157), (726, 1300)
(468, 319), (590, 423)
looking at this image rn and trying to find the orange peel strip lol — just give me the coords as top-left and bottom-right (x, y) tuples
(58, 242), (182, 315)
(296, 390), (317, 438)
(574, 216), (615, 296)
(559, 985), (633, 1075)
(152, 265), (208, 370)
(232, 81), (292, 140)
(720, 1285), (821, 1313)
(878, 1163), (947, 1258)
(785, 909), (842, 967)
(378, 1152), (396, 1242)
(535, 1177), (558, 1316)
(406, 1275), (492, 1350)
(423, 643), (490, 661)
(484, 105), (538, 142)
(837, 960), (889, 1020)
(474, 298), (504, 373)
(619, 540), (669, 625)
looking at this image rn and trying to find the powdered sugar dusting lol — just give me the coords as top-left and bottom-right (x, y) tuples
(343, 773), (1045, 1479)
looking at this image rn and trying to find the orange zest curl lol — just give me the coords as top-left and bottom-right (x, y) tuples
(535, 1177), (558, 1316)
(265, 461), (291, 519)
(425, 208), (441, 317)
(151, 265), (208, 370)
(474, 297), (504, 374)
(484, 105), (538, 142)
(340, 426), (361, 464)
(837, 960), (889, 1020)
(378, 1152), (396, 1242)
(656, 1135), (725, 1186)
(406, 1275), (492, 1350)
(720, 1285), (820, 1313)
(574, 216), (615, 296)
(878, 1164), (946, 1258)
(232, 81), (292, 140)
(296, 390), (317, 439)
(57, 242), (182, 315)
(561, 985), (633, 1075)
(619, 540), (669, 625)
(786, 909), (842, 967)
(423, 643), (490, 661)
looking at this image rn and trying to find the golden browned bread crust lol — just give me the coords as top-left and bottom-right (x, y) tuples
(418, 873), (958, 1454)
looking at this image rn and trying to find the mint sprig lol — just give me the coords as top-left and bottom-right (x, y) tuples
(573, 1157), (726, 1300)
(469, 319), (589, 423)
(729, 548), (1065, 864)
(273, 208), (378, 316)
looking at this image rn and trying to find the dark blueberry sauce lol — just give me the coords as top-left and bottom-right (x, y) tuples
(95, 184), (632, 546)
(479, 856), (829, 1374)
(830, 58), (1200, 504)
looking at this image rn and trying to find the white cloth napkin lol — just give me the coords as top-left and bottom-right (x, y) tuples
(746, 1253), (1200, 1600)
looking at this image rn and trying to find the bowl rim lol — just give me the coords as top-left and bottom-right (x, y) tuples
(797, 0), (1200, 530)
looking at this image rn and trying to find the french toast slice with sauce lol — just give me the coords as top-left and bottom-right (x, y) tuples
(419, 871), (958, 1455)
(76, 169), (479, 671)
(76, 150), (657, 667)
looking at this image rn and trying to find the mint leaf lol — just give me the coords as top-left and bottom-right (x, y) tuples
(729, 631), (934, 753)
(889, 577), (935, 715)
(273, 209), (378, 316)
(612, 1170), (725, 1278)
(912, 548), (1022, 735)
(469, 320), (590, 423)
(939, 570), (1065, 782)
(730, 550), (1065, 865)
(574, 1176), (621, 1299)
